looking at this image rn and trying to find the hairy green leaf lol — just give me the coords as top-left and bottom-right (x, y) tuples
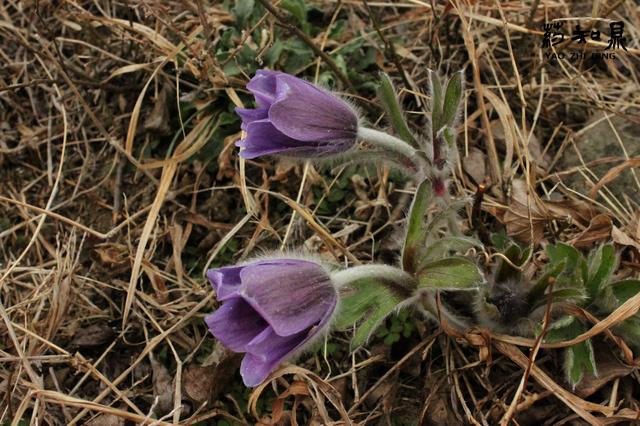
(494, 243), (529, 284)
(377, 72), (416, 146)
(421, 236), (483, 263)
(281, 0), (307, 23)
(441, 72), (463, 127)
(586, 244), (617, 298)
(528, 258), (568, 304)
(402, 179), (432, 273)
(429, 70), (443, 131)
(335, 278), (414, 349)
(546, 242), (588, 291)
(417, 257), (482, 291)
(233, 0), (255, 27)
(611, 279), (640, 304)
(545, 316), (596, 387)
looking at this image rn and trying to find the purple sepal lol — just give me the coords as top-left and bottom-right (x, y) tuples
(235, 70), (358, 159)
(205, 258), (337, 387)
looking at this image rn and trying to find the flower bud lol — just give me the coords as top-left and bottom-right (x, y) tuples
(204, 258), (337, 387)
(235, 70), (359, 159)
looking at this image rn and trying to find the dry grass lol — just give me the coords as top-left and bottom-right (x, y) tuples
(1, 0), (640, 424)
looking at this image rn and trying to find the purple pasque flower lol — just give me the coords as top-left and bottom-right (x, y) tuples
(235, 70), (359, 159)
(205, 259), (337, 387)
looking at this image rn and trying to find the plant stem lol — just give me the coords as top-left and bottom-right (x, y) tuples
(331, 264), (417, 290)
(358, 127), (422, 165)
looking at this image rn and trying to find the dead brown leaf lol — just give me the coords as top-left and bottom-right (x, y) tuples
(199, 341), (242, 401)
(217, 131), (242, 180)
(503, 179), (597, 245)
(69, 323), (115, 348)
(462, 147), (488, 185)
(85, 414), (125, 426)
(570, 214), (612, 248)
(150, 352), (174, 415)
(143, 84), (173, 135)
(182, 363), (216, 403)
(612, 226), (640, 252)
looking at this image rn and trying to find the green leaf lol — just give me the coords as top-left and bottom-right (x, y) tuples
(281, 0), (307, 23)
(384, 333), (400, 345)
(490, 230), (510, 251)
(586, 244), (617, 298)
(599, 279), (640, 312)
(528, 258), (567, 304)
(544, 316), (596, 387)
(615, 316), (640, 350)
(417, 257), (482, 291)
(566, 338), (597, 387)
(530, 288), (587, 310)
(546, 242), (588, 291)
(233, 0), (255, 26)
(424, 198), (468, 239)
(402, 179), (432, 273)
(441, 72), (463, 128)
(442, 126), (455, 146)
(335, 277), (414, 349)
(610, 279), (640, 304)
(376, 72), (416, 146)
(264, 40), (285, 67)
(422, 236), (483, 263)
(547, 242), (582, 271)
(429, 70), (443, 131)
(494, 243), (528, 284)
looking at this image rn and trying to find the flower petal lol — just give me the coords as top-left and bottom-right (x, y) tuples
(240, 326), (304, 386)
(268, 74), (358, 143)
(236, 120), (316, 159)
(206, 266), (243, 301)
(205, 297), (269, 353)
(235, 107), (268, 130)
(246, 70), (281, 108)
(238, 259), (337, 336)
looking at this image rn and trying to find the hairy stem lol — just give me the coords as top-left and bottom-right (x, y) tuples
(358, 127), (423, 166)
(332, 264), (417, 290)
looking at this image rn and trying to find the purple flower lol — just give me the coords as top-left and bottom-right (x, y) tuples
(235, 70), (359, 159)
(205, 259), (337, 387)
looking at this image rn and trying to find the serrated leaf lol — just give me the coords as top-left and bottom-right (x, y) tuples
(335, 277), (414, 348)
(417, 257), (482, 291)
(402, 179), (432, 273)
(377, 72), (416, 146)
(441, 72), (463, 127)
(422, 236), (483, 263)
(586, 244), (617, 298)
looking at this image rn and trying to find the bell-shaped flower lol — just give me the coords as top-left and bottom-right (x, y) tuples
(205, 258), (337, 387)
(235, 70), (359, 159)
